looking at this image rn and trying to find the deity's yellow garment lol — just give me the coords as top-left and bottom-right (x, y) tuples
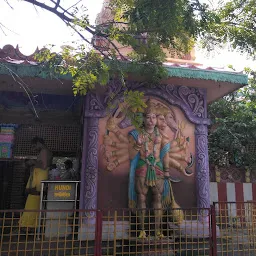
(19, 168), (48, 228)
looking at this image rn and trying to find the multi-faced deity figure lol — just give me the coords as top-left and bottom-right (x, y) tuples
(103, 100), (194, 239)
(128, 99), (171, 238)
(156, 104), (192, 177)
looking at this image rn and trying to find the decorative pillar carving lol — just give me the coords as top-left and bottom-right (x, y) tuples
(78, 95), (102, 239)
(195, 124), (210, 210)
(80, 117), (99, 218)
(80, 92), (104, 218)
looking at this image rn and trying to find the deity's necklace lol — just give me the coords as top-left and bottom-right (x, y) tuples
(144, 127), (160, 165)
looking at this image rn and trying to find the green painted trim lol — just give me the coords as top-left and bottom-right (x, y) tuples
(165, 66), (248, 85)
(0, 61), (248, 85)
(0, 62), (71, 80)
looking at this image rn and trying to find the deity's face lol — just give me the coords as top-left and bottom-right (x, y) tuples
(165, 112), (176, 129)
(144, 113), (157, 130)
(157, 114), (167, 131)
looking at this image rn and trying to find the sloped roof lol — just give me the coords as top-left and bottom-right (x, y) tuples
(0, 44), (38, 63)
(0, 45), (69, 80)
(0, 45), (248, 102)
(164, 62), (247, 85)
(0, 44), (247, 85)
(0, 56), (38, 65)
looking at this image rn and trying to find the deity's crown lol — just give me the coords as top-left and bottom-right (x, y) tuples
(144, 99), (157, 115)
(155, 103), (169, 116)
(155, 103), (176, 120)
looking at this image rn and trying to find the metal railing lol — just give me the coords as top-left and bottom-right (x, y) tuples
(1, 202), (256, 255)
(100, 208), (211, 256)
(213, 201), (256, 256)
(0, 209), (97, 256)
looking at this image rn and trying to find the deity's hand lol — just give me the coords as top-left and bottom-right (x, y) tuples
(107, 162), (116, 172)
(106, 103), (126, 132)
(106, 117), (118, 131)
(137, 134), (144, 146)
(185, 138), (190, 148)
(164, 170), (170, 178)
(177, 137), (187, 150)
(105, 151), (112, 159)
(185, 155), (191, 164)
(182, 137), (189, 146)
(104, 135), (113, 146)
(171, 140), (178, 148)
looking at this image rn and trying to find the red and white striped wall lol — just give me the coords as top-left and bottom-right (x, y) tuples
(210, 182), (256, 221)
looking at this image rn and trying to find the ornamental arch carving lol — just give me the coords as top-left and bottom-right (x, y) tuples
(80, 80), (211, 211)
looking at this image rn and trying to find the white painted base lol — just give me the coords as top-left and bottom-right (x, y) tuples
(78, 219), (220, 240)
(78, 221), (130, 241)
(169, 220), (220, 238)
(45, 219), (72, 238)
(44, 201), (74, 238)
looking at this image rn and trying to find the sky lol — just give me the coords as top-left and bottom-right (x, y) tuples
(0, 0), (254, 71)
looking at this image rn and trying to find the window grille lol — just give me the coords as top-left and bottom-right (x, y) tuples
(13, 124), (81, 156)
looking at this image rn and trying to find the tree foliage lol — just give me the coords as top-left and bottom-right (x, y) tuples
(4, 0), (216, 119)
(208, 71), (256, 170)
(3, 0), (256, 141)
(195, 0), (256, 170)
(201, 0), (256, 57)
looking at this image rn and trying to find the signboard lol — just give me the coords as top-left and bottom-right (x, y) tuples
(44, 182), (77, 238)
(47, 183), (76, 201)
(53, 184), (72, 198)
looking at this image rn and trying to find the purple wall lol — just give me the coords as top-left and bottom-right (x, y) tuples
(80, 81), (210, 214)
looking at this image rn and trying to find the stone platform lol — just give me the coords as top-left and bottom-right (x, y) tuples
(169, 219), (220, 238)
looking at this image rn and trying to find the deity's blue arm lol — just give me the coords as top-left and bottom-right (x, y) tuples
(128, 129), (140, 209)
(160, 142), (173, 208)
(160, 142), (171, 162)
(128, 131), (173, 209)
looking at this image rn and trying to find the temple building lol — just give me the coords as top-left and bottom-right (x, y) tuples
(0, 38), (248, 237)
(0, 0), (249, 242)
(0, 2), (253, 254)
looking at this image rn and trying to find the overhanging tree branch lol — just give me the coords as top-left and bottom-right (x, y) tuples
(66, 21), (110, 60)
(23, 0), (96, 35)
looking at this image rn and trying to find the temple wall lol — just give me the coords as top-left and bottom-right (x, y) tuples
(97, 103), (197, 209)
(80, 80), (211, 213)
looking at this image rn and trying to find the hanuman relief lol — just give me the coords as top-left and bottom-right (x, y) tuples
(103, 99), (193, 239)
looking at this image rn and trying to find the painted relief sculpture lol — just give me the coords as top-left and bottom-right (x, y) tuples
(155, 103), (192, 177)
(103, 99), (193, 239)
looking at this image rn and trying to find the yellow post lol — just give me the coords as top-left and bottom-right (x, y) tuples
(113, 211), (117, 256)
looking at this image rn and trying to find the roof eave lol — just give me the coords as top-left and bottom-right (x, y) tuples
(0, 62), (248, 103)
